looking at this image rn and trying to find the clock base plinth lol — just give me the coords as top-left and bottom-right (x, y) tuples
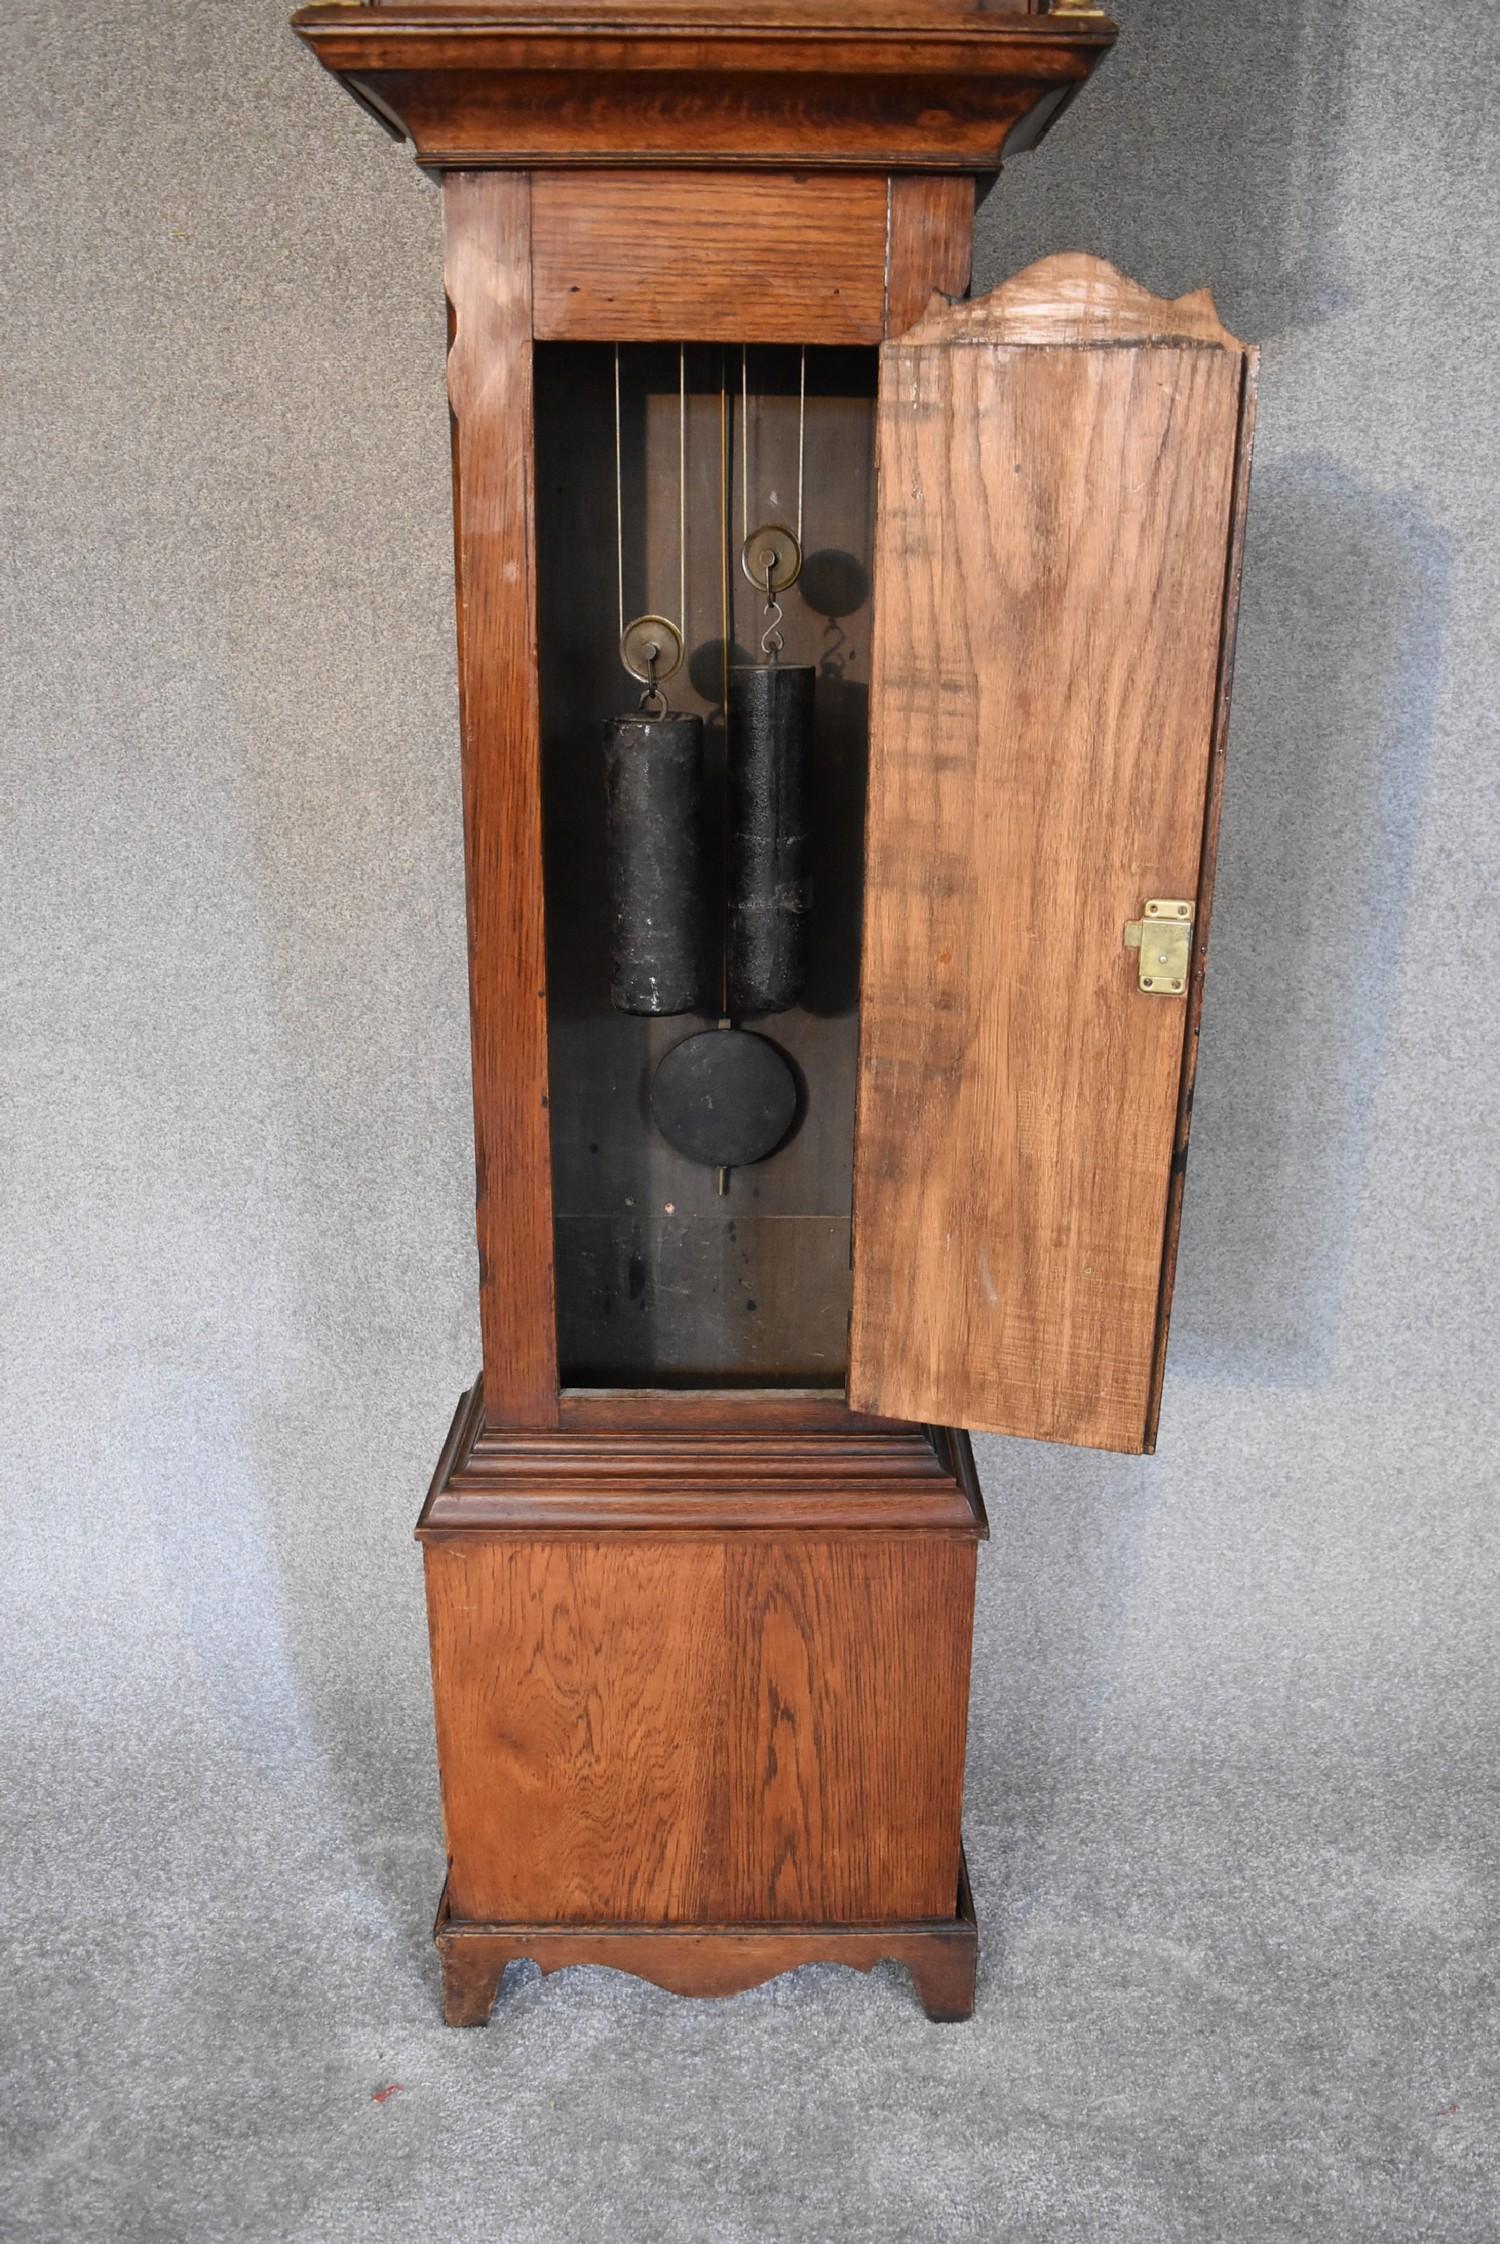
(418, 1389), (986, 2027)
(434, 1859), (978, 2028)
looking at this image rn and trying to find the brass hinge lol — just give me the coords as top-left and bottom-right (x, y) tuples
(1124, 899), (1194, 994)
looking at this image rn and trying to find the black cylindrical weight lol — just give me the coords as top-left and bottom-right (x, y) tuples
(602, 711), (707, 1016)
(726, 663), (814, 1014)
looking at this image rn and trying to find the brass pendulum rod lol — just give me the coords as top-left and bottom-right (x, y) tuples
(797, 343), (806, 550)
(678, 341), (688, 671)
(721, 352), (732, 739)
(716, 350), (734, 1197)
(614, 342), (625, 648)
(720, 352), (734, 1028)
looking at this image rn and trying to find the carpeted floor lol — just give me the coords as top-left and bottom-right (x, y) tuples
(4, 2), (1497, 2239)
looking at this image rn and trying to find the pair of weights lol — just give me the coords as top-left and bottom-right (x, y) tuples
(602, 663), (813, 1020)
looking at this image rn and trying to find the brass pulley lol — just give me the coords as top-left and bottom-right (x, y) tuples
(741, 523), (802, 596)
(619, 615), (683, 715)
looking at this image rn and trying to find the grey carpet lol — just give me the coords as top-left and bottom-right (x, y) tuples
(3, 2), (1497, 2239)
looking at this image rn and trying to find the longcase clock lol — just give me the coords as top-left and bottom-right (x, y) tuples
(290, 0), (1257, 2026)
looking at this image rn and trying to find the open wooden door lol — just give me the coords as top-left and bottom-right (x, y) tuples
(848, 255), (1257, 1454)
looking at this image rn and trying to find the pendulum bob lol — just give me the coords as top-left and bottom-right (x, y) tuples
(602, 711), (708, 1016)
(650, 1028), (798, 1170)
(726, 663), (814, 1016)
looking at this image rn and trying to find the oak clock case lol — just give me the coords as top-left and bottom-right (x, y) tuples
(289, 1), (1257, 2030)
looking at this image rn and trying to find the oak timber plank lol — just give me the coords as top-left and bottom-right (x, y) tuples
(531, 172), (889, 344)
(434, 1862), (979, 2026)
(428, 1538), (727, 1922)
(724, 1538), (974, 1921)
(444, 172), (559, 1426)
(427, 1532), (975, 1926)
(884, 173), (974, 337)
(1144, 349), (1259, 1450)
(899, 249), (1241, 349)
(290, 9), (1115, 173)
(556, 1389), (906, 1433)
(415, 1389), (987, 1537)
(849, 257), (1251, 1452)
(318, 3), (1048, 25)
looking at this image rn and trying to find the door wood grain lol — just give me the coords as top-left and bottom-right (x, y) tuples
(849, 255), (1256, 1452)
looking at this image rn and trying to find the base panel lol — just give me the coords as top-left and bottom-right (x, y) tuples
(435, 1857), (978, 2027)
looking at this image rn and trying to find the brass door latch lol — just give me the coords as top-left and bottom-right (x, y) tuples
(1124, 899), (1193, 994)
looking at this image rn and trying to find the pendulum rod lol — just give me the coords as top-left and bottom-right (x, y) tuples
(614, 342), (625, 645)
(719, 350), (733, 1018)
(797, 344), (806, 549)
(716, 352), (734, 1195)
(720, 350), (732, 763)
(679, 342), (688, 675)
